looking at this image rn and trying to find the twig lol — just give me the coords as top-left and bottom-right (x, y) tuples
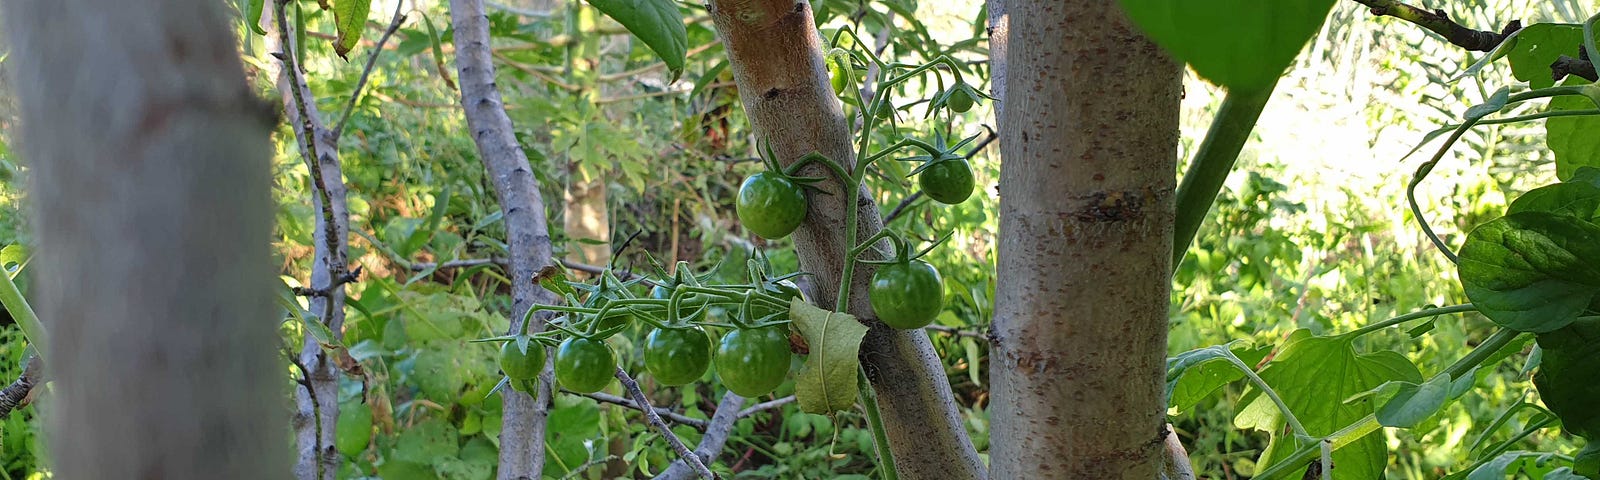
(923, 324), (989, 340)
(735, 395), (795, 418)
(1553, 49), (1599, 82)
(659, 392), (746, 480)
(569, 390), (710, 430)
(291, 266), (362, 297)
(0, 354), (41, 419)
(1351, 0), (1520, 51)
(614, 367), (715, 479)
(332, 0), (408, 139)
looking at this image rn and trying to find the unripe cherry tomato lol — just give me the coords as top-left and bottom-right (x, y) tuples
(869, 259), (944, 329)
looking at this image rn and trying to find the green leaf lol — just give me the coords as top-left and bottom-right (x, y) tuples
(402, 184), (453, 258)
(1547, 78), (1600, 180)
(332, 0), (372, 58)
(1508, 23), (1585, 90)
(247, 0), (267, 35)
(413, 342), (471, 403)
(392, 418), (460, 464)
(789, 298), (868, 414)
(419, 12), (456, 90)
(1165, 342), (1270, 413)
(1458, 212), (1600, 333)
(586, 0), (687, 81)
(1118, 0), (1335, 92)
(1, 244), (29, 280)
(1464, 87), (1511, 120)
(1234, 330), (1422, 480)
(1534, 317), (1600, 440)
(1372, 369), (1471, 428)
(1507, 178), (1600, 221)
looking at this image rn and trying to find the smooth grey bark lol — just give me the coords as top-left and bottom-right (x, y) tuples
(449, 0), (561, 477)
(989, 0), (1182, 477)
(263, 2), (352, 478)
(986, 0), (1007, 121)
(5, 0), (287, 478)
(707, 1), (984, 478)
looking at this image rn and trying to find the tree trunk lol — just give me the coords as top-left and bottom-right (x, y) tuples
(988, 0), (1182, 477)
(706, 1), (984, 478)
(449, 0), (561, 477)
(5, 1), (287, 478)
(260, 3), (353, 478)
(986, 0), (1008, 121)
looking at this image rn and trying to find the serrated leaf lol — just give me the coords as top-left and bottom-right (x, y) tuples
(789, 297), (868, 414)
(332, 0), (372, 59)
(1234, 330), (1422, 480)
(587, 0), (687, 81)
(1458, 211), (1600, 333)
(1508, 23), (1585, 89)
(1118, 0), (1335, 92)
(1547, 78), (1600, 180)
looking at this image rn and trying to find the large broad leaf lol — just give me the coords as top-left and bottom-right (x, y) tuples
(789, 298), (868, 414)
(332, 0), (372, 59)
(1534, 317), (1600, 440)
(1507, 23), (1585, 90)
(392, 418), (460, 464)
(587, 0), (687, 81)
(1118, 0), (1335, 92)
(1458, 211), (1600, 333)
(1234, 330), (1422, 480)
(1546, 78), (1600, 180)
(1507, 177), (1600, 221)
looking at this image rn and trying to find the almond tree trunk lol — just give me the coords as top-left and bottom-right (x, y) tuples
(449, 0), (562, 477)
(707, 1), (984, 478)
(988, 0), (1182, 477)
(4, 1), (287, 478)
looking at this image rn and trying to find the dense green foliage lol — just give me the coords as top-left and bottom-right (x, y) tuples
(0, 0), (1598, 478)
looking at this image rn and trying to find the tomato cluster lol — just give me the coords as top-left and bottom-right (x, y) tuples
(487, 263), (801, 399)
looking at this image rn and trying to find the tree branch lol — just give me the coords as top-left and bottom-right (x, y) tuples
(1351, 0), (1520, 52)
(614, 367), (714, 479)
(1553, 50), (1599, 82)
(569, 390), (710, 430)
(0, 354), (41, 419)
(332, 0), (408, 140)
(659, 392), (746, 480)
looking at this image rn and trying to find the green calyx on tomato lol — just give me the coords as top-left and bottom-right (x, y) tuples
(715, 325), (793, 397)
(869, 259), (944, 329)
(499, 339), (546, 381)
(918, 159), (974, 205)
(737, 172), (808, 240)
(644, 326), (713, 386)
(335, 401), (373, 457)
(554, 337), (616, 394)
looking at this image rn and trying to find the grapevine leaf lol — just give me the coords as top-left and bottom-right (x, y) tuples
(332, 0), (372, 59)
(1458, 212), (1600, 333)
(1508, 23), (1584, 90)
(789, 297), (868, 414)
(1233, 330), (1422, 480)
(586, 0), (687, 82)
(1546, 78), (1600, 180)
(1117, 0), (1335, 92)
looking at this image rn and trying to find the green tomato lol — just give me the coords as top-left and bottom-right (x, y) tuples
(335, 402), (373, 457)
(736, 172), (808, 240)
(644, 326), (713, 386)
(946, 88), (975, 113)
(918, 159), (975, 205)
(868, 260), (944, 329)
(715, 326), (792, 397)
(554, 337), (616, 393)
(828, 60), (849, 95)
(498, 340), (546, 380)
